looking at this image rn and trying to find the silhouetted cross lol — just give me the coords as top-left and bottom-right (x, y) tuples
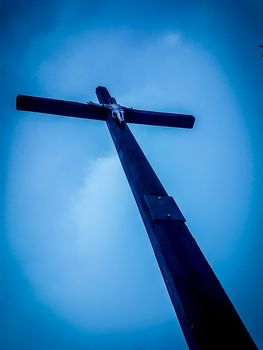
(16, 87), (257, 349)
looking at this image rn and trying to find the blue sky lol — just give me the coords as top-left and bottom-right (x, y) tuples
(1, 0), (263, 349)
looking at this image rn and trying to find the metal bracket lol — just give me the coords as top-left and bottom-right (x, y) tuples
(144, 195), (185, 222)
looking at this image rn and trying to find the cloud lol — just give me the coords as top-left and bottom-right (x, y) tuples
(162, 32), (182, 46)
(7, 153), (175, 331)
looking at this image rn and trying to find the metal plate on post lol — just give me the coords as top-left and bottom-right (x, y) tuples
(144, 195), (185, 222)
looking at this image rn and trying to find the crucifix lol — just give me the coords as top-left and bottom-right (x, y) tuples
(16, 86), (257, 349)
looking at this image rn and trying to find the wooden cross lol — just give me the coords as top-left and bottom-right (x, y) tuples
(16, 86), (257, 349)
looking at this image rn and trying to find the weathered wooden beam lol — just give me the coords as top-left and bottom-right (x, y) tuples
(96, 88), (257, 349)
(16, 95), (108, 121)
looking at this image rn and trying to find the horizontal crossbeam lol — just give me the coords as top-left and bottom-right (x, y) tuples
(17, 91), (195, 129)
(123, 107), (195, 128)
(16, 95), (108, 121)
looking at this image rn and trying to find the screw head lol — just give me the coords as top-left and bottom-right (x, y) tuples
(167, 213), (172, 218)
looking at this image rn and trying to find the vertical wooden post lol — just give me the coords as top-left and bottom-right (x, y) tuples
(93, 85), (257, 349)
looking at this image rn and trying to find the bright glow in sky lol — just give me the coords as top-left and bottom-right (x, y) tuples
(2, 1), (263, 349)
